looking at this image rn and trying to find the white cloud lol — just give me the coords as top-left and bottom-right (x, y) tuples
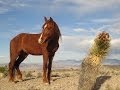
(111, 38), (120, 50)
(52, 35), (93, 60)
(0, 56), (6, 58)
(73, 27), (101, 34)
(108, 22), (120, 34)
(94, 19), (120, 36)
(107, 38), (120, 59)
(1, 0), (119, 15)
(52, 0), (120, 16)
(61, 14), (120, 59)
(0, 0), (30, 14)
(93, 19), (111, 23)
(75, 18), (120, 36)
(0, 7), (9, 14)
(60, 28), (120, 60)
(92, 18), (120, 24)
(61, 35), (93, 53)
(90, 21), (120, 35)
(73, 28), (87, 32)
(0, 56), (9, 63)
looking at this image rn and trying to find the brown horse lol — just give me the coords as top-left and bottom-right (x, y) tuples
(9, 17), (61, 84)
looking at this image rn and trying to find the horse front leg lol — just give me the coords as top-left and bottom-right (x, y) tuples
(42, 53), (49, 84)
(47, 53), (54, 84)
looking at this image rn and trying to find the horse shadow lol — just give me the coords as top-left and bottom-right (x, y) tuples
(51, 74), (61, 81)
(23, 77), (36, 81)
(92, 76), (111, 90)
(14, 77), (36, 83)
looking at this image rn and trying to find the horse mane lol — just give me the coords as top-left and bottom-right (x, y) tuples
(54, 21), (62, 39)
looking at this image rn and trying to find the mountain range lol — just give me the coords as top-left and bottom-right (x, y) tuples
(0, 59), (120, 69)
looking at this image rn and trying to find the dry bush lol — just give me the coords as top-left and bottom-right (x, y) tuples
(0, 66), (8, 78)
(25, 71), (32, 78)
(36, 72), (42, 78)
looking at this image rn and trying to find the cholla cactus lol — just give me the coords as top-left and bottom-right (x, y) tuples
(83, 31), (111, 66)
(90, 31), (110, 59)
(79, 31), (111, 90)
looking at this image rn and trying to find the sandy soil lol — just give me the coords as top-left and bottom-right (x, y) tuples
(0, 69), (79, 90)
(1, 65), (120, 90)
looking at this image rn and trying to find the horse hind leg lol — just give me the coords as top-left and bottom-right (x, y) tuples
(14, 51), (28, 81)
(9, 53), (18, 82)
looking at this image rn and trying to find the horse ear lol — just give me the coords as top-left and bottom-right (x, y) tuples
(44, 17), (47, 22)
(50, 17), (53, 21)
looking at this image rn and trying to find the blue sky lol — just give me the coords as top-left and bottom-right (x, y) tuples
(0, 0), (120, 63)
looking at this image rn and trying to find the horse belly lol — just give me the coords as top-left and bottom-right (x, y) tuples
(24, 47), (42, 55)
(22, 42), (42, 55)
(22, 34), (43, 55)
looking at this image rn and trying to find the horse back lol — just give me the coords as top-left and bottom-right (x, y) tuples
(10, 33), (42, 55)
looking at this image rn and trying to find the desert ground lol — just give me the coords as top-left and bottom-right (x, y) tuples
(0, 65), (120, 90)
(0, 68), (79, 90)
(98, 65), (120, 90)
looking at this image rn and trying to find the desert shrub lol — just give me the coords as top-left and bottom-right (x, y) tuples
(62, 73), (70, 77)
(0, 66), (8, 77)
(51, 74), (60, 77)
(25, 71), (32, 78)
(36, 72), (42, 78)
(0, 66), (6, 73)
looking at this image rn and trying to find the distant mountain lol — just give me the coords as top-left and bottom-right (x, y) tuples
(52, 59), (81, 68)
(53, 59), (120, 67)
(0, 60), (81, 69)
(103, 59), (120, 65)
(0, 59), (120, 69)
(53, 59), (81, 66)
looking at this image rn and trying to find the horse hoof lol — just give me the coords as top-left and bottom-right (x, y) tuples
(18, 79), (23, 82)
(14, 81), (18, 83)
(16, 78), (23, 82)
(43, 81), (49, 85)
(45, 83), (49, 85)
(8, 79), (14, 82)
(50, 80), (53, 83)
(9, 80), (17, 84)
(8, 80), (12, 82)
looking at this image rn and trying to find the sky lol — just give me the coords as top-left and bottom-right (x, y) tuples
(0, 0), (120, 63)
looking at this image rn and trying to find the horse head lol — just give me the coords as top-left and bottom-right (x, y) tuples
(38, 17), (61, 44)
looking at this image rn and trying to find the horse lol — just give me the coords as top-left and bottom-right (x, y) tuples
(8, 17), (61, 84)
